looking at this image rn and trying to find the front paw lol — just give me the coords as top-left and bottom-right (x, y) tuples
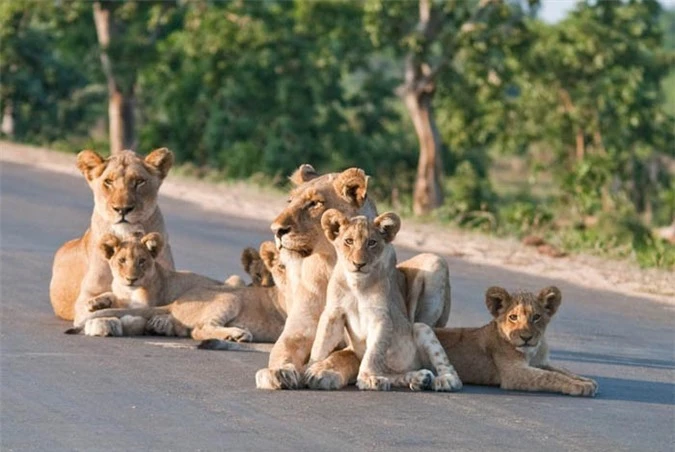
(255, 364), (303, 390)
(304, 361), (346, 390)
(433, 370), (463, 392)
(84, 317), (123, 337)
(408, 369), (434, 391)
(357, 375), (391, 391)
(146, 314), (175, 336)
(566, 380), (598, 397)
(228, 329), (253, 343)
(87, 295), (113, 312)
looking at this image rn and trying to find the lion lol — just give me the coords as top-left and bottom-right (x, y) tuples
(306, 210), (462, 392)
(67, 232), (286, 343)
(240, 247), (274, 287)
(434, 286), (598, 397)
(49, 148), (175, 322)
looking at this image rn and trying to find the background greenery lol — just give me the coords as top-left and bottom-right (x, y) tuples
(2, 0), (674, 268)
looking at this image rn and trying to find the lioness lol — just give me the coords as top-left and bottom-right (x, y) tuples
(434, 286), (598, 397)
(69, 232), (286, 343)
(50, 148), (175, 322)
(307, 210), (462, 391)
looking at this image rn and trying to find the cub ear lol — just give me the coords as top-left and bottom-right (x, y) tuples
(259, 241), (278, 270)
(485, 286), (511, 318)
(374, 212), (401, 243)
(144, 147), (174, 180)
(99, 233), (121, 260)
(321, 209), (348, 241)
(77, 150), (106, 181)
(289, 164), (319, 186)
(538, 286), (562, 317)
(333, 168), (368, 207)
(141, 232), (164, 258)
(241, 247), (260, 274)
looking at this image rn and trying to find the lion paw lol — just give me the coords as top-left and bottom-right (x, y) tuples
(145, 314), (175, 336)
(84, 317), (123, 337)
(357, 375), (391, 391)
(228, 329), (253, 343)
(433, 371), (463, 392)
(87, 295), (113, 312)
(567, 380), (598, 397)
(408, 369), (434, 391)
(255, 364), (303, 390)
(304, 361), (346, 390)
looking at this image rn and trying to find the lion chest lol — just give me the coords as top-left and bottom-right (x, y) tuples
(113, 284), (153, 308)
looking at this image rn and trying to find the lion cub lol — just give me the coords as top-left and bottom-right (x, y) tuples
(69, 232), (286, 343)
(435, 286), (598, 397)
(307, 209), (462, 392)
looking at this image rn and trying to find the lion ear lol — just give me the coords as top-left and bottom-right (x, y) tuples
(77, 150), (107, 181)
(374, 212), (401, 243)
(538, 286), (562, 317)
(321, 209), (348, 241)
(333, 168), (368, 207)
(289, 164), (319, 186)
(99, 233), (121, 260)
(141, 232), (164, 258)
(241, 247), (260, 274)
(485, 286), (511, 318)
(259, 241), (278, 270)
(144, 147), (174, 180)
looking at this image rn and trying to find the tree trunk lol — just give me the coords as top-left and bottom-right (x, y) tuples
(93, 2), (135, 154)
(1, 101), (14, 137)
(403, 88), (444, 216)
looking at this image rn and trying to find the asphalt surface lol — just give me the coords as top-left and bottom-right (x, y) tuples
(1, 161), (674, 452)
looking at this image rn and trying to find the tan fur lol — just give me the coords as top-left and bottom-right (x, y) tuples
(259, 241), (286, 289)
(241, 247), (274, 287)
(255, 165), (378, 390)
(305, 210), (462, 392)
(50, 148), (175, 321)
(397, 253), (451, 327)
(434, 286), (598, 397)
(71, 233), (286, 344)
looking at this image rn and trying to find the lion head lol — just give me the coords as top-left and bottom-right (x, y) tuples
(76, 148), (174, 225)
(99, 232), (163, 288)
(321, 209), (400, 276)
(270, 164), (377, 257)
(241, 247), (274, 287)
(259, 241), (286, 288)
(485, 286), (562, 349)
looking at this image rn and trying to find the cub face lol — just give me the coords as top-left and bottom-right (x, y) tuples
(76, 148), (173, 225)
(485, 286), (562, 349)
(270, 165), (372, 256)
(321, 209), (400, 275)
(241, 247), (274, 287)
(259, 241), (286, 288)
(99, 232), (164, 288)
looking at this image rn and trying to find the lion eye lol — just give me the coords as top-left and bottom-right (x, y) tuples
(118, 257), (126, 264)
(135, 178), (146, 188)
(138, 258), (146, 266)
(532, 314), (541, 322)
(508, 314), (518, 322)
(344, 238), (354, 246)
(367, 239), (377, 248)
(103, 179), (113, 188)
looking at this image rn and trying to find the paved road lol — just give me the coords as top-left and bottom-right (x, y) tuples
(1, 161), (673, 452)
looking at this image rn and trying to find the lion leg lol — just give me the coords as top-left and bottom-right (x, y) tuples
(120, 315), (147, 336)
(83, 317), (123, 337)
(191, 324), (253, 343)
(86, 292), (119, 312)
(413, 323), (462, 392)
(500, 366), (597, 397)
(256, 330), (314, 390)
(539, 364), (598, 392)
(304, 349), (360, 390)
(389, 370), (435, 391)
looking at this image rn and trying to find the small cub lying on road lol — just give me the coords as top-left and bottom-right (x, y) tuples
(68, 232), (286, 343)
(435, 286), (598, 397)
(306, 209), (462, 392)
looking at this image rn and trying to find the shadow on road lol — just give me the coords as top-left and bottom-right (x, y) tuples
(551, 350), (675, 370)
(592, 376), (675, 406)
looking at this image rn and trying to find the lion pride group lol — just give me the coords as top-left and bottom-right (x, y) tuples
(50, 148), (597, 397)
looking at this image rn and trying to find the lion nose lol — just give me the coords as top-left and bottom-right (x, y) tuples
(520, 334), (533, 343)
(126, 277), (138, 284)
(354, 262), (366, 271)
(113, 205), (135, 216)
(272, 224), (291, 239)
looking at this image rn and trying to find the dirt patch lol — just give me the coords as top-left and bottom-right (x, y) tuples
(2, 140), (673, 303)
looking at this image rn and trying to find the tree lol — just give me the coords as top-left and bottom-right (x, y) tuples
(364, 0), (535, 215)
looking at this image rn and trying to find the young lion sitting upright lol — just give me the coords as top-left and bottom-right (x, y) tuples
(68, 232), (286, 343)
(306, 209), (462, 392)
(434, 286), (598, 397)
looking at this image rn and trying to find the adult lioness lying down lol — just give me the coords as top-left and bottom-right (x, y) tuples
(68, 232), (286, 342)
(435, 286), (598, 397)
(50, 148), (175, 322)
